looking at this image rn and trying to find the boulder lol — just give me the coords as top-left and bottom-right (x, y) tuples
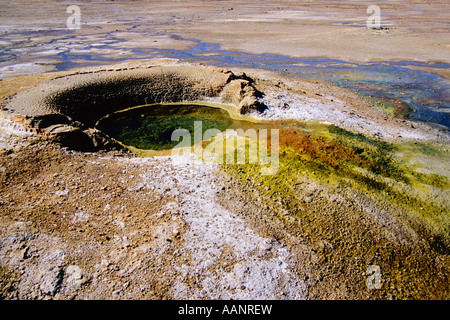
(238, 96), (266, 114)
(221, 79), (250, 105)
(221, 78), (266, 114)
(30, 114), (72, 131)
(83, 128), (127, 151)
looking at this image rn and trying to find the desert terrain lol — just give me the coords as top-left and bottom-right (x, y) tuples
(0, 0), (449, 300)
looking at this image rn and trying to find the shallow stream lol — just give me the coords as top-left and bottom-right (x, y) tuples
(2, 30), (449, 128)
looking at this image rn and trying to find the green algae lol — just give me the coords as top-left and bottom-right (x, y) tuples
(92, 98), (449, 297)
(367, 96), (412, 119)
(325, 124), (406, 181)
(223, 144), (449, 298)
(222, 122), (450, 254)
(400, 140), (445, 157)
(96, 103), (231, 150)
(370, 96), (397, 117)
(95, 102), (268, 151)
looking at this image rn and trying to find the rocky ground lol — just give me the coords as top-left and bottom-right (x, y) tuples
(0, 60), (448, 300)
(0, 121), (311, 300)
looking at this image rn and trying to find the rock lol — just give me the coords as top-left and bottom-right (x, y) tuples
(83, 128), (127, 151)
(258, 239), (273, 252)
(30, 114), (72, 131)
(55, 189), (69, 197)
(228, 71), (254, 84)
(43, 124), (97, 152)
(39, 265), (64, 295)
(112, 289), (122, 297)
(37, 122), (125, 152)
(238, 96), (266, 114)
(221, 79), (251, 105)
(221, 78), (267, 114)
(65, 265), (88, 290)
(44, 124), (79, 135)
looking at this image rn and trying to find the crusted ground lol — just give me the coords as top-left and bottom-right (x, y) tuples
(0, 60), (448, 300)
(0, 128), (313, 299)
(0, 119), (448, 300)
(1, 0), (448, 79)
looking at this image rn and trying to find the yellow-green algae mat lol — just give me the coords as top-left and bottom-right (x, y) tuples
(97, 100), (449, 297)
(219, 120), (449, 298)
